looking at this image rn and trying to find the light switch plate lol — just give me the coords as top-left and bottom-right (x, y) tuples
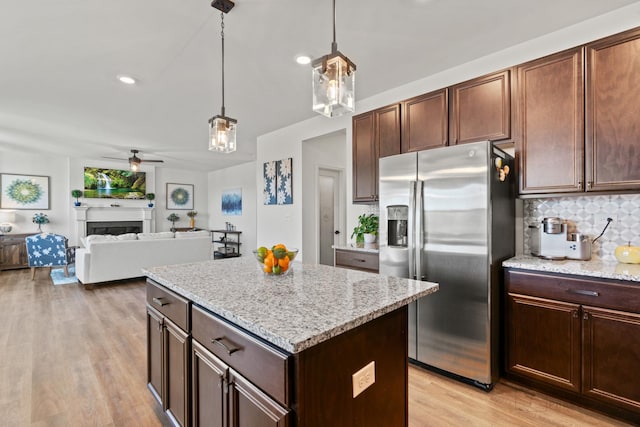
(352, 361), (375, 398)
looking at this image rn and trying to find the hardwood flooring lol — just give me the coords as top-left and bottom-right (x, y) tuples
(0, 269), (633, 426)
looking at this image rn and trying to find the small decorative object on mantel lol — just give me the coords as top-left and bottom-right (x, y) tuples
(32, 212), (49, 232)
(145, 192), (155, 207)
(71, 189), (83, 207)
(167, 213), (180, 232)
(186, 210), (198, 229)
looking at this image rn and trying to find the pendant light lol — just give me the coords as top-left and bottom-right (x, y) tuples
(209, 0), (237, 153)
(311, 0), (356, 118)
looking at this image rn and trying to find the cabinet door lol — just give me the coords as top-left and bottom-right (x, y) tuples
(375, 103), (401, 158)
(192, 340), (227, 427)
(586, 28), (640, 192)
(228, 369), (289, 427)
(352, 112), (377, 202)
(0, 235), (30, 270)
(449, 70), (511, 145)
(582, 306), (640, 412)
(516, 48), (584, 194)
(165, 318), (190, 427)
(401, 89), (448, 152)
(507, 293), (581, 393)
(147, 307), (164, 405)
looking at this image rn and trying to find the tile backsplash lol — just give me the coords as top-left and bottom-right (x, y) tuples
(524, 194), (640, 262)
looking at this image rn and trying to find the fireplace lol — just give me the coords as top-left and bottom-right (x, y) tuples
(87, 221), (143, 236)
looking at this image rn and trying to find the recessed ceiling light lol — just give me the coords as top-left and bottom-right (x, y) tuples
(295, 55), (311, 65)
(117, 75), (136, 85)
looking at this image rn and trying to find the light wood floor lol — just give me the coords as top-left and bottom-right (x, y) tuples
(0, 269), (633, 427)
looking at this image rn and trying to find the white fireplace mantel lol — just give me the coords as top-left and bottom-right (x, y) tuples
(74, 206), (154, 239)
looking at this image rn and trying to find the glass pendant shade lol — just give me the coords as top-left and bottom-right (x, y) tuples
(130, 159), (140, 172)
(312, 52), (355, 118)
(209, 115), (237, 153)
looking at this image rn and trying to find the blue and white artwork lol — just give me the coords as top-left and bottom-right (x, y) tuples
(263, 161), (277, 205)
(221, 188), (242, 216)
(276, 157), (293, 205)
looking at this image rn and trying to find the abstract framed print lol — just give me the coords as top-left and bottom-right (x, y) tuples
(0, 173), (50, 209)
(166, 183), (194, 210)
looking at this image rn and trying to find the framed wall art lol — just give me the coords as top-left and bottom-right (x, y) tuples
(0, 173), (50, 209)
(166, 183), (194, 210)
(221, 188), (242, 215)
(276, 157), (293, 205)
(263, 160), (277, 205)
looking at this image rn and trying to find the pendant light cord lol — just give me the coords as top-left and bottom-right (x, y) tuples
(331, 0), (337, 53)
(220, 12), (226, 117)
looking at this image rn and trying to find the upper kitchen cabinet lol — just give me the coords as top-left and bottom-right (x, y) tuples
(516, 48), (584, 195)
(585, 27), (640, 192)
(352, 104), (401, 203)
(401, 89), (448, 152)
(449, 70), (511, 145)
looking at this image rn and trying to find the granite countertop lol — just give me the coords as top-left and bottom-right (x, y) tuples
(143, 257), (437, 353)
(332, 243), (379, 254)
(503, 255), (640, 283)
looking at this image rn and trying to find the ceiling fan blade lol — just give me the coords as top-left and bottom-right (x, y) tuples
(101, 156), (128, 160)
(140, 159), (164, 163)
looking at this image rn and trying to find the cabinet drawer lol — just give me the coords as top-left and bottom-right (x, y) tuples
(191, 305), (291, 406)
(335, 249), (379, 272)
(506, 270), (640, 313)
(146, 280), (190, 331)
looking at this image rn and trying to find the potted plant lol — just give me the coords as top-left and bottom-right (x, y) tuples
(186, 210), (198, 229)
(351, 214), (379, 244)
(71, 189), (83, 206)
(146, 193), (155, 207)
(32, 212), (49, 232)
(167, 213), (180, 232)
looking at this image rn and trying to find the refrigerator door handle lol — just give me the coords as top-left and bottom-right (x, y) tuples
(415, 180), (424, 281)
(408, 181), (416, 280)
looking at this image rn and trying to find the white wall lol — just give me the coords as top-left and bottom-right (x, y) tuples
(301, 130), (347, 263)
(255, 5), (640, 259)
(208, 162), (257, 256)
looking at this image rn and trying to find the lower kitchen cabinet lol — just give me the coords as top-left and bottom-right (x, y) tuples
(334, 248), (379, 273)
(147, 281), (191, 427)
(505, 269), (640, 421)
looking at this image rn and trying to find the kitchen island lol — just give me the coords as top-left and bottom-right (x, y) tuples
(143, 257), (438, 427)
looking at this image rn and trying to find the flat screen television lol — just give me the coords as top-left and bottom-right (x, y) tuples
(83, 167), (146, 199)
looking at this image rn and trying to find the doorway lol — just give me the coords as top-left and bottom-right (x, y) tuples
(318, 168), (343, 266)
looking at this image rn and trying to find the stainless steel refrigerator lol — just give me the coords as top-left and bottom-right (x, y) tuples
(379, 140), (514, 389)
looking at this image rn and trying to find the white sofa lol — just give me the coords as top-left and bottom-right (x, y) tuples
(75, 231), (212, 287)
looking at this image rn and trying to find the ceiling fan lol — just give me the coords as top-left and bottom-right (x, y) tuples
(102, 149), (164, 171)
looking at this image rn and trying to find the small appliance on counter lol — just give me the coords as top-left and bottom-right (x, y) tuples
(530, 217), (591, 260)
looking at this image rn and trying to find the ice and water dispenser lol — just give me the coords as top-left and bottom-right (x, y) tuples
(387, 205), (408, 247)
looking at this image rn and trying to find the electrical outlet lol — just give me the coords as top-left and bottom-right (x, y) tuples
(352, 361), (375, 398)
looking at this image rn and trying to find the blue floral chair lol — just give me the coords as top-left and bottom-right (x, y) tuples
(25, 234), (76, 280)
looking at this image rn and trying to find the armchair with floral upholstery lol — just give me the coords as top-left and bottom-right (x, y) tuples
(25, 233), (76, 280)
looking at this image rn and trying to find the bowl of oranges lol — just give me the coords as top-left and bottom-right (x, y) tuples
(253, 244), (298, 276)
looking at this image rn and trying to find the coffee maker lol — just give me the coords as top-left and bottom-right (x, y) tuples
(530, 217), (591, 260)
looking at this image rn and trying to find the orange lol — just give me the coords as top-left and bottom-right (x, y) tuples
(263, 264), (272, 273)
(273, 243), (287, 251)
(278, 256), (289, 270)
(264, 253), (275, 269)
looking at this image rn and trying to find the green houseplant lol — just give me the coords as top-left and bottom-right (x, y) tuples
(146, 192), (155, 207)
(71, 189), (83, 206)
(351, 214), (379, 244)
(167, 213), (180, 232)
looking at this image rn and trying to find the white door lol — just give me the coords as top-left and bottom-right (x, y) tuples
(318, 168), (342, 266)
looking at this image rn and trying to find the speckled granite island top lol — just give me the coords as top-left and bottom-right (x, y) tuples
(503, 255), (640, 283)
(143, 257), (437, 353)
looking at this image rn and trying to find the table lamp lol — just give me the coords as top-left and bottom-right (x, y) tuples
(0, 211), (16, 233)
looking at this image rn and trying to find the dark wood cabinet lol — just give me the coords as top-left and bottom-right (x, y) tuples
(507, 293), (581, 392)
(0, 233), (35, 270)
(585, 27), (640, 192)
(449, 70), (511, 145)
(505, 269), (640, 422)
(352, 112), (377, 203)
(228, 369), (289, 427)
(352, 104), (401, 203)
(516, 48), (584, 194)
(582, 306), (640, 413)
(192, 340), (227, 427)
(334, 249), (379, 273)
(146, 281), (191, 427)
(401, 89), (448, 153)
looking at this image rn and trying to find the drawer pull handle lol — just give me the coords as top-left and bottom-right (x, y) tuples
(567, 289), (599, 297)
(212, 337), (240, 355)
(152, 297), (169, 307)
(355, 259), (366, 263)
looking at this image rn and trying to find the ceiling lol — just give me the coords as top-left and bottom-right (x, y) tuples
(1, 0), (638, 171)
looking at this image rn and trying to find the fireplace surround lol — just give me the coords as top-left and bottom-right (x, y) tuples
(74, 206), (153, 241)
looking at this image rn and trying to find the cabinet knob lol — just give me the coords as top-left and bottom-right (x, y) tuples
(572, 310), (578, 318)
(587, 181), (593, 189)
(583, 312), (589, 320)
(577, 181), (583, 190)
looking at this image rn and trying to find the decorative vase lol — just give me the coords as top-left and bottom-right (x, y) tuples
(190, 218), (195, 229)
(37, 224), (43, 232)
(74, 201), (81, 207)
(364, 233), (376, 244)
(148, 203), (154, 208)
